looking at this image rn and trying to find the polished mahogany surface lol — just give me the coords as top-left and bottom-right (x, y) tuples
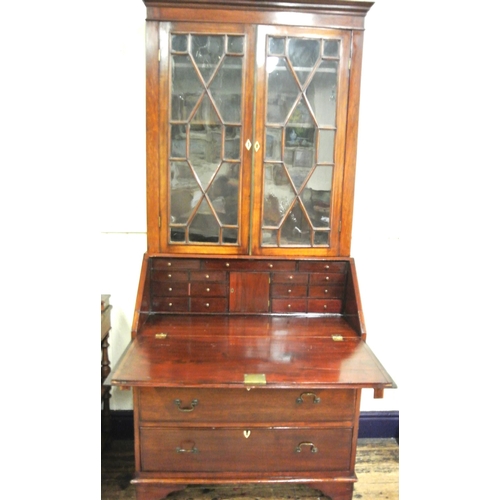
(110, 315), (393, 389)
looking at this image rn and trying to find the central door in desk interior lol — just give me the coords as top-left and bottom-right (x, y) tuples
(155, 22), (352, 257)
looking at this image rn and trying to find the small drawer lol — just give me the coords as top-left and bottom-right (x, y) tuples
(153, 258), (201, 270)
(308, 285), (345, 299)
(140, 427), (353, 473)
(139, 388), (356, 423)
(271, 272), (308, 284)
(190, 283), (227, 297)
(308, 273), (346, 286)
(150, 270), (189, 282)
(271, 298), (307, 313)
(190, 271), (227, 282)
(191, 297), (227, 312)
(298, 261), (347, 273)
(151, 297), (190, 312)
(307, 299), (343, 313)
(151, 281), (189, 296)
(271, 284), (307, 297)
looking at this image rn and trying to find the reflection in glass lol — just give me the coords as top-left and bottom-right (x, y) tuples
(168, 32), (244, 245)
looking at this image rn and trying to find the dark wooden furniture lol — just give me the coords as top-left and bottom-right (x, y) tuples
(109, 1), (395, 499)
(101, 294), (112, 447)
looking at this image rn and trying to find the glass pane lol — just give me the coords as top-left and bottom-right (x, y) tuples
(191, 35), (224, 83)
(228, 36), (244, 54)
(306, 59), (338, 127)
(262, 229), (278, 246)
(189, 96), (222, 187)
(169, 161), (199, 225)
(210, 56), (242, 123)
(224, 126), (240, 159)
(206, 163), (240, 225)
(189, 198), (220, 242)
(171, 35), (188, 52)
(318, 129), (335, 163)
(265, 128), (282, 161)
(289, 38), (320, 86)
(303, 166), (333, 228)
(171, 125), (187, 158)
(323, 40), (340, 58)
(267, 58), (298, 124)
(269, 37), (285, 55)
(281, 201), (311, 245)
(263, 164), (295, 226)
(314, 231), (329, 246)
(171, 55), (203, 121)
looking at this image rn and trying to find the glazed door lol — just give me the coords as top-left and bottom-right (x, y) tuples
(158, 23), (255, 254)
(252, 26), (352, 256)
(156, 23), (352, 256)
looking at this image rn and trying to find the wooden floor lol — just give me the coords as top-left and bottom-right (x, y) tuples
(101, 438), (399, 499)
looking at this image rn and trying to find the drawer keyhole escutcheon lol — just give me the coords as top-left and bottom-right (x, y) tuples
(176, 444), (199, 454)
(243, 430), (251, 438)
(296, 392), (321, 404)
(174, 398), (199, 412)
(295, 442), (318, 453)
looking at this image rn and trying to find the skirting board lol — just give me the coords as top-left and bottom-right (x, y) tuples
(105, 410), (399, 441)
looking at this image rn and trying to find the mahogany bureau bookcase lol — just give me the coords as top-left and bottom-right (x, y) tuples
(109, 1), (396, 499)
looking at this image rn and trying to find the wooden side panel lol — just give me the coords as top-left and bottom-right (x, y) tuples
(339, 30), (365, 256)
(145, 22), (161, 253)
(132, 254), (152, 338)
(343, 258), (366, 339)
(229, 272), (270, 313)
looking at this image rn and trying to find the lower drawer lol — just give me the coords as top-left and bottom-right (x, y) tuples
(138, 388), (356, 423)
(140, 427), (353, 473)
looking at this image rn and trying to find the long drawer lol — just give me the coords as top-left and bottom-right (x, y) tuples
(140, 427), (353, 473)
(138, 388), (356, 423)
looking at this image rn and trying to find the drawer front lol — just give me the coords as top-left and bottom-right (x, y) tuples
(190, 271), (226, 282)
(298, 261), (347, 273)
(153, 259), (201, 270)
(140, 427), (352, 473)
(271, 284), (308, 297)
(190, 298), (228, 312)
(190, 283), (227, 297)
(150, 270), (189, 282)
(309, 273), (346, 285)
(151, 297), (190, 312)
(308, 285), (345, 299)
(271, 298), (307, 313)
(271, 272), (309, 284)
(139, 388), (356, 423)
(307, 299), (343, 313)
(151, 281), (190, 296)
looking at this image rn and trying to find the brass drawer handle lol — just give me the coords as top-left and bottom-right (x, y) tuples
(296, 392), (321, 404)
(174, 398), (199, 412)
(176, 445), (199, 454)
(295, 442), (318, 453)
